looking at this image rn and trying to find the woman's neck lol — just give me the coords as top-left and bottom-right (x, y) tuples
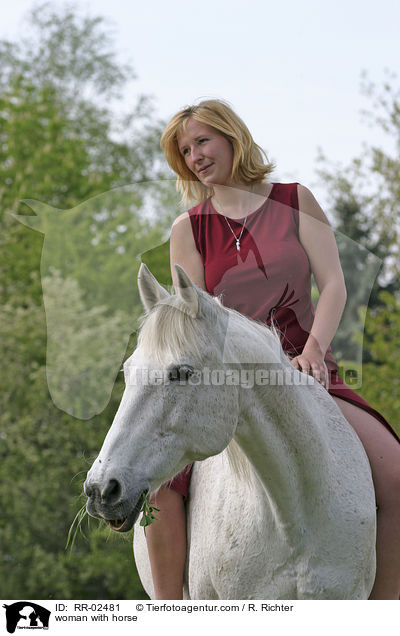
(211, 181), (273, 219)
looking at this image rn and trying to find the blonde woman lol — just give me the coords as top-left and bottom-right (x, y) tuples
(144, 99), (400, 600)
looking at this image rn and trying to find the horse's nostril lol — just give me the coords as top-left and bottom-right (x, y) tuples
(101, 478), (122, 504)
(84, 480), (94, 498)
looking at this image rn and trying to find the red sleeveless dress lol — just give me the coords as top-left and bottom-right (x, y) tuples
(168, 182), (399, 499)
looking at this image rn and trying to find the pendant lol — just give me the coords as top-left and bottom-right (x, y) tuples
(236, 239), (240, 252)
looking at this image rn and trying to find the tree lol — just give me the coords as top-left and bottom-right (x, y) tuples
(317, 70), (400, 287)
(316, 70), (400, 365)
(355, 291), (400, 436)
(0, 2), (176, 599)
(329, 199), (385, 361)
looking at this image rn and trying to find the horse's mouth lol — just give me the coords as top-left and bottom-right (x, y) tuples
(107, 490), (147, 533)
(108, 516), (133, 532)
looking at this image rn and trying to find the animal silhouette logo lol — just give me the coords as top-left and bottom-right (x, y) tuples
(12, 182), (176, 419)
(2, 602), (50, 633)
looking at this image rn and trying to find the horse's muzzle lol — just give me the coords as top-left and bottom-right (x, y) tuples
(84, 475), (148, 533)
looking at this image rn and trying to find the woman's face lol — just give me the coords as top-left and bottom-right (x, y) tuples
(176, 118), (234, 186)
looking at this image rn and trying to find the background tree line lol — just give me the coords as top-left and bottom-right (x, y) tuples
(0, 2), (399, 600)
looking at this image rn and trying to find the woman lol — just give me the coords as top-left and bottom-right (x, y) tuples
(145, 99), (400, 600)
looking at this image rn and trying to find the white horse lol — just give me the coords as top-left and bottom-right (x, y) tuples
(84, 263), (376, 599)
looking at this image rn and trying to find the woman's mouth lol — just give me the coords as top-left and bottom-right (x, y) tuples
(198, 163), (213, 175)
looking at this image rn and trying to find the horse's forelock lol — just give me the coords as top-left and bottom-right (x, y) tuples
(137, 295), (209, 367)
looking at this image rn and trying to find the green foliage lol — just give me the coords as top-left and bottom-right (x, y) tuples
(141, 239), (173, 289)
(354, 292), (400, 435)
(140, 496), (160, 529)
(0, 285), (146, 598)
(317, 71), (400, 364)
(330, 206), (383, 361)
(317, 70), (400, 293)
(0, 2), (178, 600)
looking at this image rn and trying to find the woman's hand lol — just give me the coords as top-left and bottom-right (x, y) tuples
(290, 335), (329, 389)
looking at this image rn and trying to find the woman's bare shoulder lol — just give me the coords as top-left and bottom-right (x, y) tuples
(170, 211), (206, 289)
(170, 212), (194, 244)
(171, 210), (190, 228)
(297, 184), (331, 225)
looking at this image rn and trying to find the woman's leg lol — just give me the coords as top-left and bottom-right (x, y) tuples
(144, 486), (186, 600)
(332, 396), (400, 600)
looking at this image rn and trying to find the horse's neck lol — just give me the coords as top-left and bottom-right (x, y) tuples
(235, 375), (331, 531)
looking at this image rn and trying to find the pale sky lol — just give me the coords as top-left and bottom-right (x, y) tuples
(2, 0), (400, 209)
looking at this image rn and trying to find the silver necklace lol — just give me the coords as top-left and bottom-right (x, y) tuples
(223, 214), (248, 252)
(213, 191), (251, 252)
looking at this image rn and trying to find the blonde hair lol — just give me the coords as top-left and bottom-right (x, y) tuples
(160, 99), (275, 206)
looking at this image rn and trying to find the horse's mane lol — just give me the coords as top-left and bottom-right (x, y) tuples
(137, 290), (284, 366)
(137, 290), (287, 483)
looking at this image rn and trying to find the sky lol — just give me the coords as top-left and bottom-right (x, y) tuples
(2, 0), (400, 209)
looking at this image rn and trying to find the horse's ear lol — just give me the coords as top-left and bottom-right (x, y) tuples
(138, 263), (170, 312)
(174, 264), (199, 316)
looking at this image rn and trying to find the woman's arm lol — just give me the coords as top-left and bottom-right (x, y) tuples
(170, 212), (206, 292)
(293, 184), (347, 386)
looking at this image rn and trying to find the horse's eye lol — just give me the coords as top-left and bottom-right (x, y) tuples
(168, 364), (195, 382)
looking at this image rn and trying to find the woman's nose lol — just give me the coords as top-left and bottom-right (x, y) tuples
(190, 145), (204, 162)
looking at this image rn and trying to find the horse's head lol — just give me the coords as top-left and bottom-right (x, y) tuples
(84, 264), (239, 531)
